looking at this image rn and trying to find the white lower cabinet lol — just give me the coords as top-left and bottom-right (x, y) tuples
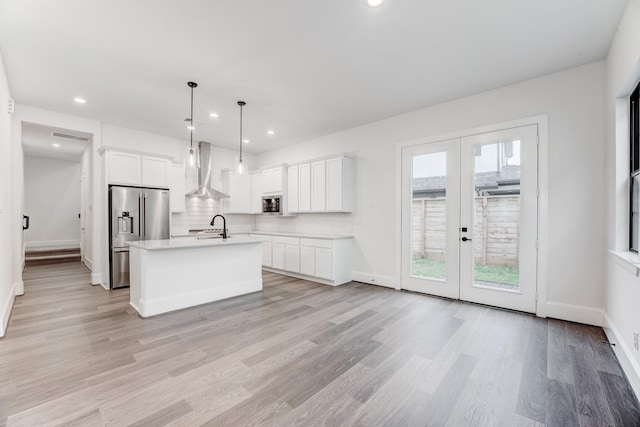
(300, 246), (315, 276)
(315, 247), (332, 280)
(253, 233), (352, 285)
(285, 244), (300, 273)
(262, 243), (272, 267)
(272, 243), (285, 270)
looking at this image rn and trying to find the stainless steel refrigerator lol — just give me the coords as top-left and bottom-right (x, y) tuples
(109, 185), (170, 289)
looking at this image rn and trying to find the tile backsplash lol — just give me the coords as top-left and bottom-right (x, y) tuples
(173, 202), (352, 236)
(255, 212), (352, 235)
(171, 198), (255, 235)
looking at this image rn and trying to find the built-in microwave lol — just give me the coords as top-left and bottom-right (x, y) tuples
(262, 196), (283, 215)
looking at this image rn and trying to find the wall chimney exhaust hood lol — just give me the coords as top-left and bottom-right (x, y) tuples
(186, 141), (229, 199)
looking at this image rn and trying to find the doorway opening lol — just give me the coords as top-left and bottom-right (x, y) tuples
(401, 125), (539, 313)
(21, 122), (92, 267)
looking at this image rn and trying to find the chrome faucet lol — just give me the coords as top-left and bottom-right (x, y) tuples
(210, 214), (228, 239)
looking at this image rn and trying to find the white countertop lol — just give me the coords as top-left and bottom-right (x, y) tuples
(247, 231), (353, 240)
(128, 236), (262, 250)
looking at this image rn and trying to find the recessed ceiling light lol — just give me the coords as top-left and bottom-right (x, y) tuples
(243, 139), (250, 144)
(52, 143), (61, 148)
(209, 112), (219, 118)
(366, 0), (384, 7)
(73, 97), (86, 104)
(267, 130), (275, 136)
(187, 125), (195, 130)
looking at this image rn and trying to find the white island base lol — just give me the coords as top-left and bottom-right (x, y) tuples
(128, 237), (263, 318)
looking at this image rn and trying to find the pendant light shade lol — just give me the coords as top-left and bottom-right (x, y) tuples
(187, 81), (198, 167)
(236, 101), (247, 175)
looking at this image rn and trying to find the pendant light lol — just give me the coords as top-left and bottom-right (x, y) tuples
(237, 100), (246, 175)
(187, 81), (198, 167)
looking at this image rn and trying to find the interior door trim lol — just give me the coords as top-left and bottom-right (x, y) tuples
(395, 115), (549, 318)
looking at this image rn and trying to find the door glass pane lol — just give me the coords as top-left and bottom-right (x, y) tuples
(472, 140), (520, 290)
(411, 152), (447, 280)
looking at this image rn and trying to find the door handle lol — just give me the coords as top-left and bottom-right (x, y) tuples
(461, 236), (472, 242)
(23, 215), (30, 230)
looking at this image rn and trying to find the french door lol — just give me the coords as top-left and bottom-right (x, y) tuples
(401, 125), (538, 313)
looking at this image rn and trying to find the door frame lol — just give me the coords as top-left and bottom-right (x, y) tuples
(395, 115), (549, 318)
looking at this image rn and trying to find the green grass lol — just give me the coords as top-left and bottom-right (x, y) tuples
(412, 258), (519, 287)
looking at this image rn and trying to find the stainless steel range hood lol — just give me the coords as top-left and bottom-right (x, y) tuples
(186, 141), (230, 199)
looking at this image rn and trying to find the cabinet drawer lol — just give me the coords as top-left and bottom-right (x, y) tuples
(272, 236), (300, 245)
(299, 238), (332, 249)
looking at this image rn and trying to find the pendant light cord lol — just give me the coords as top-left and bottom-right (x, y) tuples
(238, 101), (246, 165)
(187, 81), (197, 153)
(190, 84), (194, 150)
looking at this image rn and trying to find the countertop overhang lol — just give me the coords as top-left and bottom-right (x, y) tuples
(128, 236), (262, 250)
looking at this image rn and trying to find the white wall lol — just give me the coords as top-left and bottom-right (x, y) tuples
(255, 61), (607, 323)
(101, 124), (184, 160)
(604, 0), (640, 399)
(23, 156), (81, 250)
(12, 105), (103, 286)
(0, 47), (17, 337)
(80, 145), (93, 267)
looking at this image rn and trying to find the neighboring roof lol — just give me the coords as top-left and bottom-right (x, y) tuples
(413, 165), (520, 194)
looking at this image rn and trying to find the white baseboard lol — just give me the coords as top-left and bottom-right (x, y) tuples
(84, 257), (93, 271)
(14, 281), (24, 296)
(603, 314), (640, 401)
(0, 283), (20, 338)
(136, 279), (262, 318)
(91, 272), (105, 288)
(262, 267), (348, 286)
(351, 271), (399, 289)
(25, 240), (80, 250)
(545, 301), (603, 327)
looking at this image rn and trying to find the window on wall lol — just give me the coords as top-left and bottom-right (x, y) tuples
(630, 83), (640, 252)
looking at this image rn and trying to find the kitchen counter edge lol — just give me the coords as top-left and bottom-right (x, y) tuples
(128, 237), (262, 250)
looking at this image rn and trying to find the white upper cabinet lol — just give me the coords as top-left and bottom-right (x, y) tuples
(298, 163), (311, 212)
(287, 165), (299, 213)
(311, 160), (326, 212)
(169, 163), (186, 213)
(105, 150), (171, 188)
(262, 166), (285, 194)
(107, 151), (141, 185)
(250, 172), (263, 214)
(285, 156), (354, 214)
(141, 156), (171, 187)
(326, 156), (354, 212)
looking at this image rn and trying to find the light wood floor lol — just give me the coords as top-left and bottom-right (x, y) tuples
(1, 262), (639, 426)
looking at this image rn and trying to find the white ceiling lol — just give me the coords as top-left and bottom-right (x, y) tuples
(22, 122), (92, 161)
(0, 0), (628, 154)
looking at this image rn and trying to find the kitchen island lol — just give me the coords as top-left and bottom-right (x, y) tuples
(128, 237), (263, 317)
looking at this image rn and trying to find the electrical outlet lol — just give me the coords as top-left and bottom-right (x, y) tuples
(634, 331), (639, 351)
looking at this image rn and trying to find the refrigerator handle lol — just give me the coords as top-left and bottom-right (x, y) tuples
(143, 192), (147, 239)
(138, 193), (143, 240)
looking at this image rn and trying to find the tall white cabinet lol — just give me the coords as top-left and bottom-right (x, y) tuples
(298, 163), (311, 212)
(287, 156), (354, 213)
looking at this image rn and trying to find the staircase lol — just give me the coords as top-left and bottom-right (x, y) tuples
(25, 248), (81, 267)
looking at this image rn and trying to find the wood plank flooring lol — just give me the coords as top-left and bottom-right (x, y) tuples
(1, 262), (639, 426)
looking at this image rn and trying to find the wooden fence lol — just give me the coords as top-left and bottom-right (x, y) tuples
(412, 195), (520, 267)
